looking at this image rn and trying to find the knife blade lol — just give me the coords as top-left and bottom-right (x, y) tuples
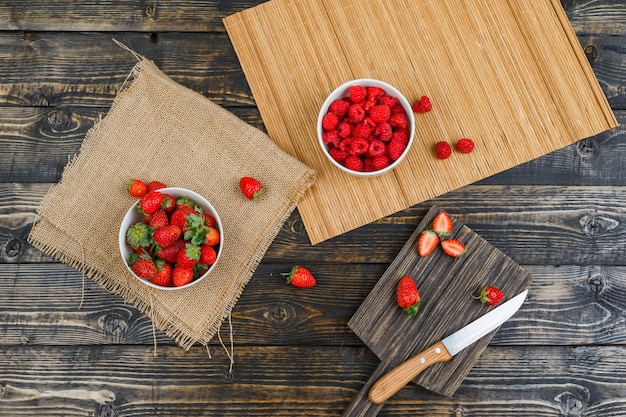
(368, 289), (528, 404)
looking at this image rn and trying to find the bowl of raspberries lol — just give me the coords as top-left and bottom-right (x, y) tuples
(318, 79), (415, 176)
(119, 184), (223, 290)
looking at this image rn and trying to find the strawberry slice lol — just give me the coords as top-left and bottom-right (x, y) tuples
(432, 212), (452, 237)
(441, 239), (466, 258)
(417, 230), (439, 257)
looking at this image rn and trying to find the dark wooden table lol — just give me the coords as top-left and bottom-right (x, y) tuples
(1, 1), (625, 416)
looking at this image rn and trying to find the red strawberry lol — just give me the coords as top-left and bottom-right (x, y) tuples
(204, 226), (220, 247)
(131, 257), (157, 280)
(435, 141), (452, 159)
(199, 244), (217, 265)
(172, 265), (194, 287)
(152, 260), (173, 287)
(387, 139), (407, 161)
(396, 276), (421, 317)
(148, 180), (167, 191)
(170, 207), (198, 230)
(411, 95), (432, 113)
(441, 239), (466, 258)
(156, 239), (185, 263)
(369, 105), (391, 123)
(418, 230), (439, 257)
(204, 213), (216, 227)
(432, 212), (453, 237)
(283, 265), (316, 288)
(176, 243), (200, 267)
(161, 194), (176, 212)
(153, 225), (182, 250)
(148, 209), (169, 228)
(176, 195), (195, 209)
(128, 179), (148, 198)
(126, 222), (152, 249)
(239, 176), (264, 200)
(139, 191), (164, 215)
(474, 286), (504, 306)
(456, 138), (475, 153)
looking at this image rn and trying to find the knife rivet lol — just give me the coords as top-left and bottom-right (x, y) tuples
(435, 347), (441, 354)
(420, 357), (426, 364)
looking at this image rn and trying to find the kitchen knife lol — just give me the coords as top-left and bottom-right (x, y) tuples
(368, 289), (528, 404)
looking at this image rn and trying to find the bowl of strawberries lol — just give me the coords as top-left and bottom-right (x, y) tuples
(317, 79), (415, 176)
(119, 185), (223, 290)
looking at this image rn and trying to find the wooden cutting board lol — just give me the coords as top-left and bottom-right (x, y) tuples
(348, 205), (534, 398)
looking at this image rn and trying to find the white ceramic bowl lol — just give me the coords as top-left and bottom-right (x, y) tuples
(317, 79), (415, 177)
(119, 187), (223, 290)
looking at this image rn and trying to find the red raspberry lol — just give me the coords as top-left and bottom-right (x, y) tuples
(322, 112), (339, 130)
(363, 98), (377, 112)
(379, 95), (397, 108)
(345, 155), (364, 171)
(389, 113), (408, 129)
(390, 102), (406, 115)
(337, 122), (352, 138)
(363, 158), (375, 172)
(322, 130), (340, 147)
(329, 147), (349, 163)
(456, 138), (475, 153)
(372, 155), (391, 171)
(348, 104), (365, 123)
(348, 137), (369, 155)
(328, 99), (350, 118)
(390, 129), (408, 144)
(349, 85), (367, 103)
(435, 141), (452, 159)
(368, 139), (386, 157)
(353, 122), (373, 138)
(367, 86), (385, 101)
(369, 105), (391, 123)
(411, 95), (432, 113)
(374, 122), (392, 142)
(387, 139), (407, 161)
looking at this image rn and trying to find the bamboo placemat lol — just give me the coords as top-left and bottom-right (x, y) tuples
(224, 0), (617, 245)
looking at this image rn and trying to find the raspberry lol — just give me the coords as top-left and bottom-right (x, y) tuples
(322, 130), (340, 147)
(363, 158), (375, 172)
(322, 112), (339, 130)
(456, 138), (475, 153)
(389, 113), (408, 129)
(374, 122), (393, 142)
(390, 129), (408, 144)
(369, 105), (391, 123)
(349, 85), (367, 103)
(435, 141), (452, 159)
(372, 155), (391, 171)
(363, 98), (377, 112)
(411, 95), (432, 113)
(348, 137), (369, 155)
(367, 86), (385, 101)
(329, 147), (349, 163)
(337, 122), (352, 138)
(379, 95), (397, 108)
(368, 139), (386, 157)
(345, 155), (364, 171)
(387, 139), (407, 161)
(390, 102), (405, 115)
(353, 122), (373, 138)
(348, 104), (365, 123)
(328, 99), (350, 118)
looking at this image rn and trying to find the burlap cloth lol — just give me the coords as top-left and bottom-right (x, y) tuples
(28, 54), (316, 350)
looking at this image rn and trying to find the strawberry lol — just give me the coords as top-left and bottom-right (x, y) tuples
(170, 207), (198, 230)
(199, 244), (217, 265)
(417, 230), (439, 257)
(432, 212), (452, 238)
(126, 222), (152, 249)
(148, 209), (169, 228)
(204, 213), (216, 227)
(176, 243), (200, 268)
(128, 179), (148, 198)
(152, 260), (173, 287)
(411, 95), (432, 113)
(176, 195), (195, 209)
(156, 239), (185, 263)
(283, 265), (316, 288)
(396, 276), (421, 317)
(474, 285), (504, 306)
(435, 141), (452, 159)
(139, 191), (164, 215)
(131, 257), (157, 280)
(153, 225), (182, 250)
(161, 194), (176, 212)
(456, 138), (475, 153)
(204, 226), (220, 247)
(239, 176), (264, 200)
(172, 265), (194, 287)
(148, 180), (167, 191)
(440, 239), (466, 258)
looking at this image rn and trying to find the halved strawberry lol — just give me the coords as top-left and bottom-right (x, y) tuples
(417, 230), (439, 257)
(441, 239), (466, 258)
(432, 212), (452, 238)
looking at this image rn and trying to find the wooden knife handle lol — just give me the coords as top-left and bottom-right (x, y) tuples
(368, 340), (452, 404)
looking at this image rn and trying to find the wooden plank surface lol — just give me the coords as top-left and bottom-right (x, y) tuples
(1, 0), (626, 415)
